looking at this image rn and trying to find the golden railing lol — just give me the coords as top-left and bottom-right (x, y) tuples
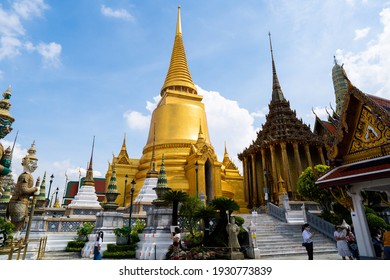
(0, 236), (47, 260)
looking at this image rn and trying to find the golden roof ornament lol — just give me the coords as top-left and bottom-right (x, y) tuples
(22, 141), (38, 174)
(0, 86), (15, 139)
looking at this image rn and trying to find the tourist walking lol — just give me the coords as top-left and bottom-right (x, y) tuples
(372, 228), (384, 258)
(383, 230), (390, 260)
(301, 223), (317, 260)
(346, 227), (359, 260)
(334, 225), (353, 260)
(93, 231), (104, 260)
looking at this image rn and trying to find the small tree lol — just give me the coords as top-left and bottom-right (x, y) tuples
(163, 190), (189, 226)
(208, 197), (240, 247)
(194, 204), (218, 246)
(179, 196), (202, 236)
(210, 197), (240, 221)
(297, 164), (333, 212)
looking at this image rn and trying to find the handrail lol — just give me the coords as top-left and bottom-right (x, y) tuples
(267, 203), (287, 222)
(37, 236), (48, 260)
(306, 211), (336, 242)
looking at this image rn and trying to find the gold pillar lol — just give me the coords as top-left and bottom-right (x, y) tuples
(250, 154), (258, 207)
(304, 144), (313, 167)
(318, 146), (326, 165)
(261, 148), (267, 205)
(280, 142), (291, 193)
(293, 142), (303, 176)
(270, 145), (278, 202)
(243, 157), (250, 204)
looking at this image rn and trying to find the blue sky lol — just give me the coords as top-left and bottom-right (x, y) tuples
(1, 0), (390, 200)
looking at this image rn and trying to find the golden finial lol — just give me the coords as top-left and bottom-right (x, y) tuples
(161, 6), (197, 96)
(176, 6), (182, 35)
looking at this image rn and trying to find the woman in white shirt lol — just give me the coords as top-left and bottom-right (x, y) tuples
(93, 231), (104, 260)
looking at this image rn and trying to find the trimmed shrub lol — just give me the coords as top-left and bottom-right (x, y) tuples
(103, 244), (136, 259)
(65, 241), (85, 252)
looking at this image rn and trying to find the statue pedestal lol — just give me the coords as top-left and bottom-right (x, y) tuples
(95, 211), (124, 232)
(136, 204), (173, 260)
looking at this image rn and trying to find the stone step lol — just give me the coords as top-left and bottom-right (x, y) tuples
(237, 213), (337, 258)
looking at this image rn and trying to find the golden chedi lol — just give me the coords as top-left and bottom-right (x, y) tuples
(106, 7), (245, 211)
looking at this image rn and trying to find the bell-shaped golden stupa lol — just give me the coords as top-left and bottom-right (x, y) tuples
(106, 7), (245, 210)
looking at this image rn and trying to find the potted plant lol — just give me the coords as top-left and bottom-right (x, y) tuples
(113, 226), (131, 245)
(76, 222), (94, 242)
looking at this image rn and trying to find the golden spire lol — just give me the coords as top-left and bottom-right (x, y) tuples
(196, 123), (205, 144)
(160, 6), (197, 96)
(121, 133), (126, 152)
(117, 133), (129, 159)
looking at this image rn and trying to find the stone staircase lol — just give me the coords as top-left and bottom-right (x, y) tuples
(239, 213), (337, 259)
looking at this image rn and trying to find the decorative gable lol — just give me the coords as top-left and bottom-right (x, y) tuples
(349, 106), (389, 154)
(329, 75), (390, 164)
(117, 155), (130, 165)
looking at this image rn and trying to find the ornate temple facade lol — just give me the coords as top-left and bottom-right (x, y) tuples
(238, 35), (326, 209)
(105, 7), (245, 210)
(315, 63), (390, 257)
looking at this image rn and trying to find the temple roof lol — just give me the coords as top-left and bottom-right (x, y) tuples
(240, 35), (322, 156)
(253, 100), (322, 147)
(316, 155), (390, 188)
(368, 94), (390, 113)
(160, 6), (197, 96)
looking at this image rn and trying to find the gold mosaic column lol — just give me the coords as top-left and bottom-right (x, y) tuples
(270, 145), (278, 202)
(304, 144), (313, 167)
(318, 146), (326, 165)
(280, 142), (291, 193)
(243, 157), (250, 204)
(293, 142), (302, 176)
(250, 154), (258, 207)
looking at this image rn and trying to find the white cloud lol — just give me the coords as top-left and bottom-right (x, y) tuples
(123, 110), (151, 130)
(101, 5), (134, 21)
(0, 1), (61, 68)
(354, 27), (370, 40)
(0, 36), (22, 59)
(12, 0), (49, 19)
(36, 42), (62, 68)
(0, 9), (25, 37)
(251, 108), (268, 119)
(146, 95), (161, 112)
(336, 7), (390, 99)
(198, 86), (258, 166)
